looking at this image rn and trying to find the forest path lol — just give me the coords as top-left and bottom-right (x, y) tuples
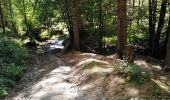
(7, 55), (78, 100)
(6, 51), (170, 100)
(6, 52), (106, 100)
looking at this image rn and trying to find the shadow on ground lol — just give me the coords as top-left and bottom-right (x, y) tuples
(5, 51), (170, 100)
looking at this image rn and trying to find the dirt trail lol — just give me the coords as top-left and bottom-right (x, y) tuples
(6, 52), (170, 100)
(7, 55), (78, 100)
(5, 53), (106, 100)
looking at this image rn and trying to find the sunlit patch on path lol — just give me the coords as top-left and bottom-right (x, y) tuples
(6, 52), (170, 100)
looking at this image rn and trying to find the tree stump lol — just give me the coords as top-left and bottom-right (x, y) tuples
(124, 44), (134, 62)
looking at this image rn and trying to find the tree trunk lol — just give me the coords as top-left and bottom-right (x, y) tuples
(0, 1), (5, 34)
(65, 0), (74, 47)
(71, 0), (80, 50)
(164, 15), (170, 52)
(137, 0), (141, 26)
(166, 31), (170, 67)
(98, 0), (104, 53)
(152, 0), (167, 57)
(45, 1), (48, 29)
(133, 0), (135, 10)
(149, 0), (153, 53)
(117, 0), (127, 59)
(22, 0), (30, 35)
(149, 0), (156, 54)
(58, 0), (74, 47)
(8, 0), (17, 33)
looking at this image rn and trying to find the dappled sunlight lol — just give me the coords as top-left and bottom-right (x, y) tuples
(126, 87), (139, 97)
(152, 79), (170, 93)
(75, 58), (109, 67)
(103, 75), (126, 97)
(134, 55), (164, 72)
(151, 65), (162, 71)
(84, 66), (113, 75)
(8, 52), (170, 100)
(91, 66), (112, 73)
(134, 60), (151, 70)
(81, 84), (95, 90)
(66, 53), (115, 82)
(9, 55), (73, 99)
(12, 61), (79, 100)
(159, 76), (168, 81)
(134, 59), (162, 72)
(50, 66), (72, 74)
(80, 53), (97, 57)
(109, 76), (125, 87)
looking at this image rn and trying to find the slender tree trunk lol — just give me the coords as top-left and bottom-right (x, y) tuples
(71, 0), (80, 50)
(149, 0), (156, 54)
(65, 0), (74, 47)
(164, 15), (170, 55)
(141, 0), (144, 6)
(137, 0), (141, 26)
(0, 1), (5, 34)
(117, 0), (127, 59)
(58, 0), (74, 47)
(45, 1), (49, 29)
(133, 0), (135, 10)
(45, 2), (48, 29)
(22, 0), (29, 35)
(98, 0), (104, 53)
(152, 0), (167, 57)
(8, 0), (17, 33)
(163, 15), (170, 57)
(149, 0), (152, 48)
(166, 30), (170, 67)
(132, 0), (135, 20)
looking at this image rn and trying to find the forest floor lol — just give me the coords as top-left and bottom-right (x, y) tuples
(5, 51), (170, 100)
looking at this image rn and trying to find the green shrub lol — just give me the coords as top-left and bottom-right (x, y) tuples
(40, 30), (51, 39)
(0, 87), (8, 97)
(0, 36), (30, 97)
(0, 78), (16, 87)
(104, 36), (117, 45)
(115, 60), (152, 84)
(128, 24), (148, 43)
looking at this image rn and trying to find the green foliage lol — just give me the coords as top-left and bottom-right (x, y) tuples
(40, 30), (51, 39)
(128, 24), (149, 44)
(0, 36), (30, 97)
(104, 36), (117, 45)
(0, 37), (29, 65)
(0, 87), (8, 97)
(1, 0), (169, 50)
(6, 64), (27, 77)
(0, 78), (15, 87)
(126, 64), (151, 84)
(115, 60), (152, 84)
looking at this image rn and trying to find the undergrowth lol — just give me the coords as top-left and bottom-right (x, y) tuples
(115, 59), (152, 84)
(0, 36), (30, 98)
(115, 59), (170, 99)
